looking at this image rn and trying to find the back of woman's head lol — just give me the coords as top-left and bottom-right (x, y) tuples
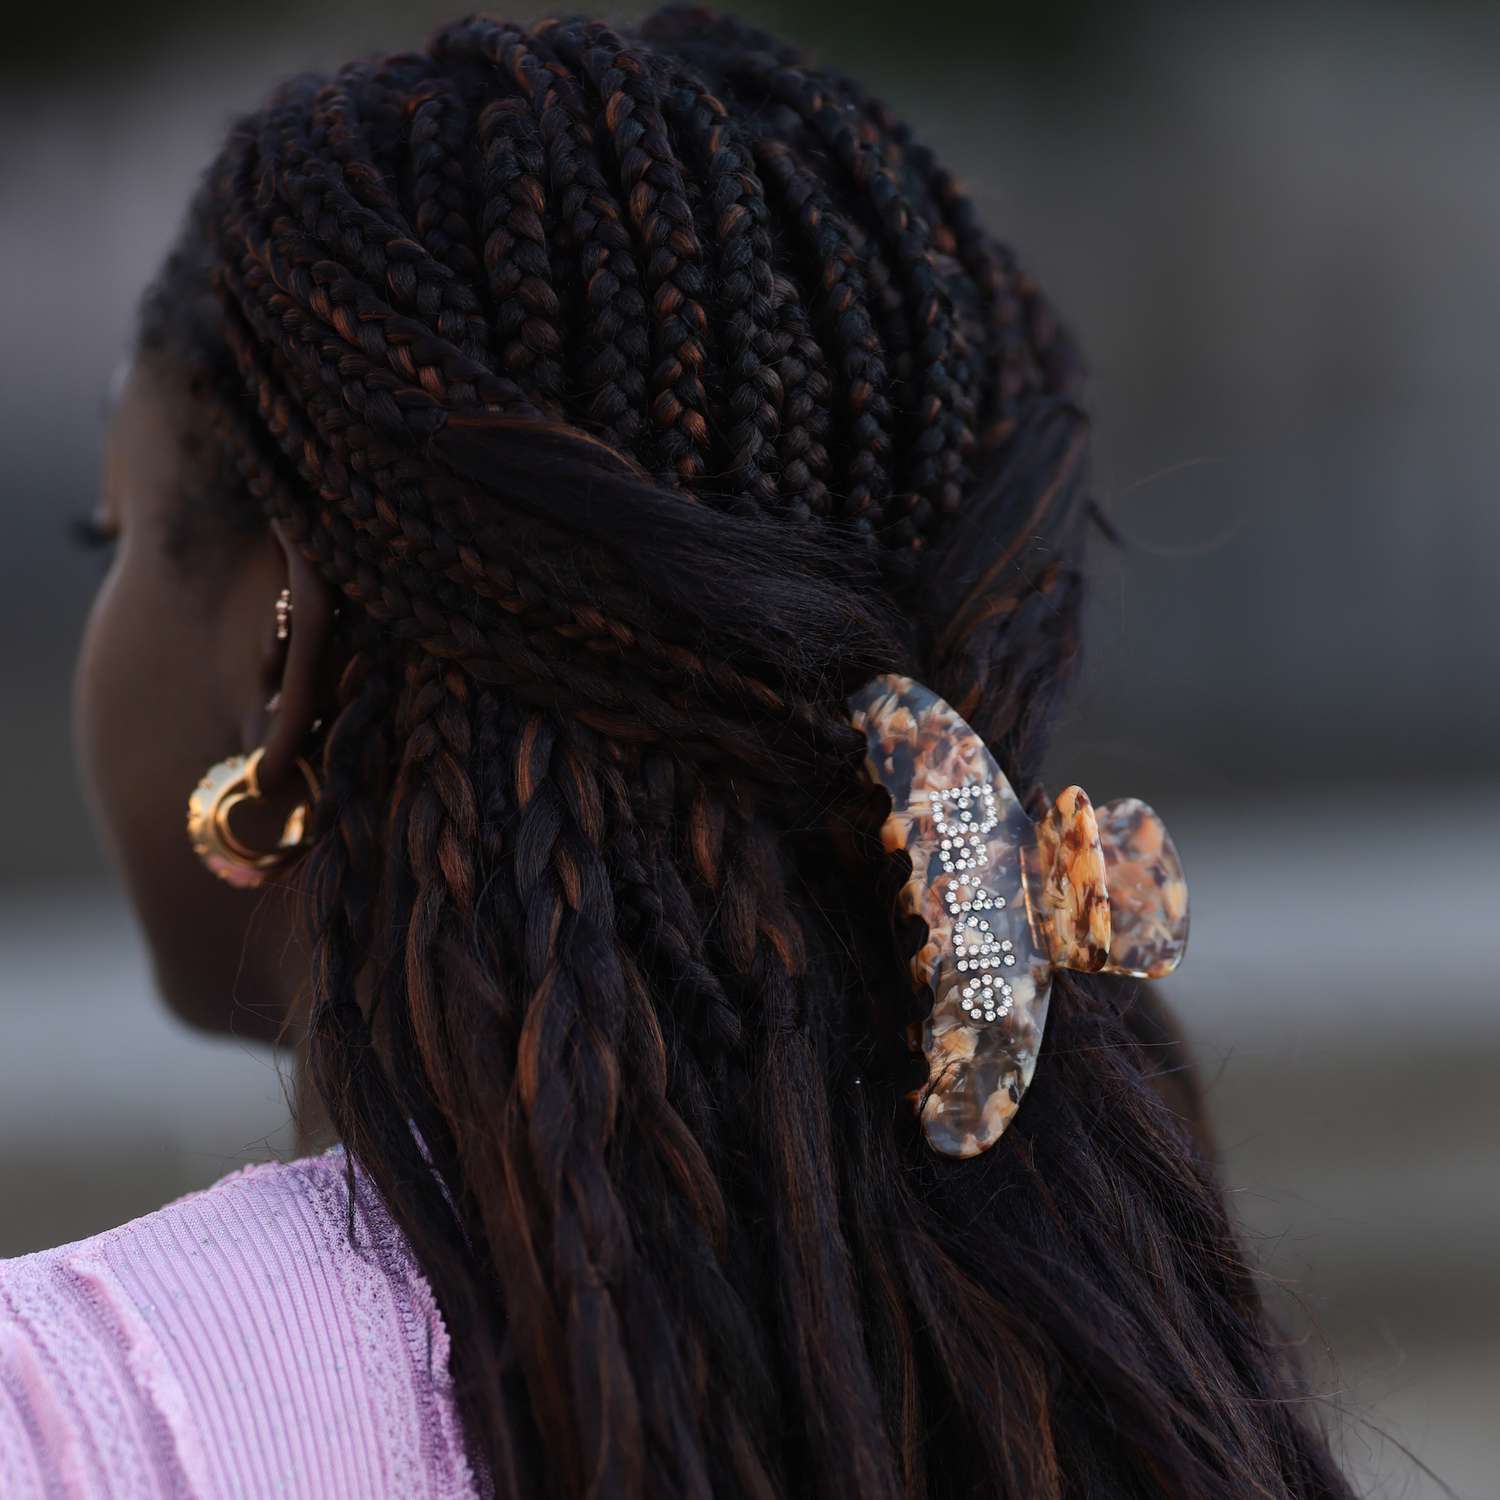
(140, 9), (1351, 1496)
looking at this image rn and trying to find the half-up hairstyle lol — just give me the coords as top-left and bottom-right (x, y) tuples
(139, 9), (1353, 1497)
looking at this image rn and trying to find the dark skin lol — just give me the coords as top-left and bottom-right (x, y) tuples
(75, 357), (337, 1051)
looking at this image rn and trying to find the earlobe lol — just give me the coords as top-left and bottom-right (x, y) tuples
(257, 521), (338, 795)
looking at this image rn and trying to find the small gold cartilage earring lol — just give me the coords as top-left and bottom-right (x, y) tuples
(186, 747), (319, 888)
(274, 587), (292, 642)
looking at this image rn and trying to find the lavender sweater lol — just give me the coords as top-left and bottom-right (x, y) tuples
(0, 1146), (479, 1498)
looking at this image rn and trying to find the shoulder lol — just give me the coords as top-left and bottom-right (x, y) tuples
(0, 1147), (477, 1500)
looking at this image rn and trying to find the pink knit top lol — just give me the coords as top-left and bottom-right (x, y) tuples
(0, 1147), (480, 1499)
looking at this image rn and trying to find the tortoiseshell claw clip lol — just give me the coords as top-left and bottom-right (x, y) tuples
(848, 674), (1189, 1159)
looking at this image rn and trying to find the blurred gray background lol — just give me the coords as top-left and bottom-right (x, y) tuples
(2, 1), (1496, 1495)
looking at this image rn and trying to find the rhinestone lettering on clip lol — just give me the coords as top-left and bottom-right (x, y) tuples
(932, 783), (1016, 1025)
(849, 672), (1189, 1161)
(848, 674), (1054, 1159)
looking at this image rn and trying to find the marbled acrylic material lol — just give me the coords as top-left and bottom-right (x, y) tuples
(850, 674), (1190, 1159)
(849, 674), (1053, 1158)
(1096, 797), (1189, 979)
(1031, 786), (1111, 973)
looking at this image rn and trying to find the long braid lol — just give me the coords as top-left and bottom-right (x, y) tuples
(765, 271), (835, 521)
(472, 91), (568, 413)
(824, 69), (1084, 440)
(699, 48), (974, 538)
(542, 18), (715, 485)
(712, 799), (902, 1498)
(752, 135), (896, 531)
(650, 56), (784, 509)
(407, 77), (487, 296)
(431, 20), (657, 454)
(143, 10), (1357, 1499)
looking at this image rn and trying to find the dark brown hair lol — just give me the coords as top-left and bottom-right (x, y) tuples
(141, 9), (1352, 1496)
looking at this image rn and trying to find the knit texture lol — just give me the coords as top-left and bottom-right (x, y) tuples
(0, 1146), (479, 1499)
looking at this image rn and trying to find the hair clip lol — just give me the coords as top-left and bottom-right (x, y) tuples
(848, 673), (1189, 1159)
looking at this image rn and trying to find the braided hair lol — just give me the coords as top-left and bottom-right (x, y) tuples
(139, 10), (1353, 1497)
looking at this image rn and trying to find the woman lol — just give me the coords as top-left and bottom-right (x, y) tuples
(3, 9), (1352, 1498)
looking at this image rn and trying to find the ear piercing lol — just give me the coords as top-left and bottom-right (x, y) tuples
(186, 747), (320, 888)
(268, 589), (292, 709)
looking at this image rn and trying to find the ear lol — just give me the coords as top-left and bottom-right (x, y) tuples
(253, 520), (339, 794)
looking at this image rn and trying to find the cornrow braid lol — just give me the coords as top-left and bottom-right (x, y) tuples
(139, 9), (1357, 1499)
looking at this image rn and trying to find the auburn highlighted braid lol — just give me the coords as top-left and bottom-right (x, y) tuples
(139, 9), (1355, 1499)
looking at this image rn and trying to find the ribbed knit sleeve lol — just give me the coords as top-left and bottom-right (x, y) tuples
(0, 1148), (478, 1499)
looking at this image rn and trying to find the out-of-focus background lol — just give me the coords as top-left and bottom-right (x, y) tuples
(2, 1), (1496, 1493)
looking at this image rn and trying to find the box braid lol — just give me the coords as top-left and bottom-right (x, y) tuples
(136, 9), (1355, 1498)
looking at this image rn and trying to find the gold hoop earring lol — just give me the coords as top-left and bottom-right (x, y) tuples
(186, 747), (320, 888)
